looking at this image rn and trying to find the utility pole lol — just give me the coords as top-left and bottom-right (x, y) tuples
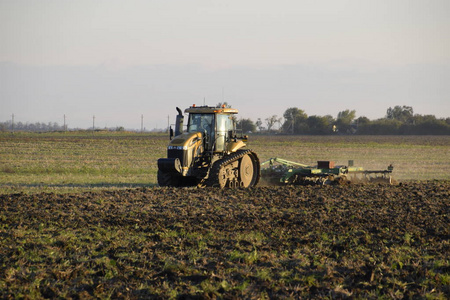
(141, 114), (144, 132)
(93, 115), (95, 131)
(11, 114), (14, 134)
(167, 115), (170, 133)
(63, 114), (66, 132)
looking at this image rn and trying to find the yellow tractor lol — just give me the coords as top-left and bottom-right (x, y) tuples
(157, 105), (260, 188)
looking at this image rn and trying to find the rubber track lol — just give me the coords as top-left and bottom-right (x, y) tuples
(205, 149), (259, 188)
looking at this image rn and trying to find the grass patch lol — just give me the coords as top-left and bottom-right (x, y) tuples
(0, 132), (449, 193)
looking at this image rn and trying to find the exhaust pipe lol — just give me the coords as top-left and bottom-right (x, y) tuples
(175, 107), (184, 137)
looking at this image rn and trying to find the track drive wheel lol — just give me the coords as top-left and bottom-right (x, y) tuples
(157, 170), (181, 187)
(239, 153), (260, 188)
(217, 164), (228, 188)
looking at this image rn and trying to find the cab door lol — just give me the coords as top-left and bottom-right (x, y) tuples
(215, 114), (234, 152)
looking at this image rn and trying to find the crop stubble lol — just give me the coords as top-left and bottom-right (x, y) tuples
(1, 133), (449, 194)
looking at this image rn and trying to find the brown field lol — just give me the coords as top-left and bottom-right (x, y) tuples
(0, 133), (449, 298)
(1, 182), (448, 298)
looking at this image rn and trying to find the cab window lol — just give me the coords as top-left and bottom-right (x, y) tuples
(215, 114), (234, 152)
(188, 113), (215, 149)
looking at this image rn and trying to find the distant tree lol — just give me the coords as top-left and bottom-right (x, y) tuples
(412, 114), (435, 123)
(353, 116), (370, 133)
(265, 115), (282, 133)
(337, 110), (356, 124)
(409, 114), (450, 134)
(307, 115), (334, 134)
(323, 115), (335, 126)
(357, 118), (403, 135)
(386, 105), (414, 124)
(282, 107), (308, 134)
(335, 109), (356, 133)
(237, 118), (256, 133)
(355, 116), (370, 125)
(256, 118), (264, 132)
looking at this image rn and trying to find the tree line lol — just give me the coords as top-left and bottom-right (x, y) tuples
(0, 121), (132, 133)
(237, 105), (450, 135)
(0, 121), (66, 132)
(2, 105), (449, 135)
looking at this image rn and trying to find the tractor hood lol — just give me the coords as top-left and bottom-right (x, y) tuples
(168, 132), (202, 150)
(160, 131), (204, 176)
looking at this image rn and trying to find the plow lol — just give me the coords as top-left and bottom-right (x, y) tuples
(261, 158), (394, 185)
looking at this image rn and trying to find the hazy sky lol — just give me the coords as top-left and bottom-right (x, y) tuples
(1, 0), (449, 129)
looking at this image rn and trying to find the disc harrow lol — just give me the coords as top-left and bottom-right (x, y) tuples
(261, 158), (394, 185)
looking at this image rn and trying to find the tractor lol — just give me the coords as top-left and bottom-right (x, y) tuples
(157, 105), (260, 188)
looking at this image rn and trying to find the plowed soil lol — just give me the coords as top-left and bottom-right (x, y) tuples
(1, 181), (449, 299)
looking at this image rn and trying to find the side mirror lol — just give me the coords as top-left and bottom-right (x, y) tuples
(170, 126), (174, 140)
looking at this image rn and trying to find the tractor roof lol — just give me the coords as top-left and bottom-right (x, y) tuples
(185, 105), (239, 114)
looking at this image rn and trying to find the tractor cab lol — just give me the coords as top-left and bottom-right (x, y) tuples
(184, 105), (238, 152)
